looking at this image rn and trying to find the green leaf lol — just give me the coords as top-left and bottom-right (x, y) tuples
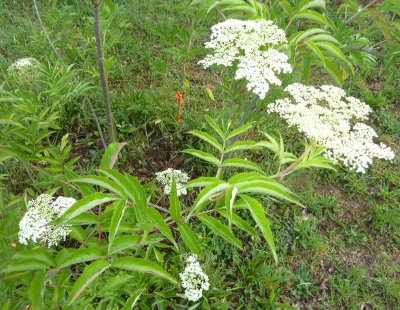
(71, 176), (126, 198)
(218, 209), (259, 239)
(69, 226), (88, 243)
(315, 41), (347, 62)
(192, 182), (231, 213)
(222, 158), (264, 173)
(147, 207), (178, 250)
(67, 259), (110, 305)
(224, 186), (238, 225)
(241, 195), (277, 264)
(1, 259), (50, 273)
(188, 130), (223, 152)
(170, 177), (181, 221)
(125, 175), (149, 226)
(56, 193), (117, 225)
(197, 214), (242, 249)
(112, 257), (178, 284)
(67, 213), (100, 225)
(177, 221), (203, 257)
(13, 248), (55, 267)
(108, 235), (142, 255)
(104, 0), (116, 11)
(100, 142), (127, 169)
(290, 28), (328, 45)
(56, 248), (105, 269)
(324, 58), (344, 85)
(300, 0), (326, 10)
(183, 149), (221, 166)
(238, 181), (301, 206)
(305, 40), (325, 63)
(292, 10), (330, 28)
(205, 115), (224, 139)
(121, 288), (145, 310)
(108, 200), (127, 254)
(97, 169), (131, 197)
(29, 271), (47, 310)
(226, 123), (253, 140)
(225, 140), (259, 153)
(186, 177), (222, 188)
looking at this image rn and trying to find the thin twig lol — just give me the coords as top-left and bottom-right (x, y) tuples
(345, 0), (378, 24)
(33, 0), (66, 65)
(32, 0), (107, 150)
(148, 202), (171, 215)
(85, 97), (107, 149)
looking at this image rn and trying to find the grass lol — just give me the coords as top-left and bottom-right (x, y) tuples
(0, 0), (399, 308)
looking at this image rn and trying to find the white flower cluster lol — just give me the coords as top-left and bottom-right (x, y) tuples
(268, 83), (395, 173)
(155, 168), (189, 196)
(199, 19), (292, 99)
(179, 254), (210, 302)
(19, 194), (76, 247)
(7, 57), (40, 86)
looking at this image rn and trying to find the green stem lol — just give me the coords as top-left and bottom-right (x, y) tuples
(93, 0), (116, 144)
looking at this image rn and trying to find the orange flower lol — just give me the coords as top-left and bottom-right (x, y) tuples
(176, 91), (184, 125)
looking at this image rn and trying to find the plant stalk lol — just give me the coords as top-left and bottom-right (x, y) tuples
(92, 0), (116, 144)
(33, 0), (107, 149)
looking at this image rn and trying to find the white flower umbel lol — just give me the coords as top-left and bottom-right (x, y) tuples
(7, 57), (40, 86)
(18, 194), (76, 247)
(268, 83), (395, 173)
(155, 168), (189, 196)
(199, 19), (292, 98)
(179, 254), (210, 302)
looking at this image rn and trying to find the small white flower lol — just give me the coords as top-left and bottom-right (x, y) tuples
(268, 83), (395, 173)
(7, 57), (40, 86)
(179, 254), (210, 302)
(18, 194), (76, 247)
(155, 168), (189, 196)
(199, 19), (291, 98)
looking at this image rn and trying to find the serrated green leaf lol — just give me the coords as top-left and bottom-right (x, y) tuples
(67, 213), (100, 225)
(292, 10), (330, 27)
(225, 186), (238, 225)
(108, 200), (127, 254)
(112, 257), (178, 284)
(197, 214), (242, 249)
(29, 271), (47, 310)
(108, 235), (142, 255)
(13, 248), (55, 267)
(56, 193), (117, 225)
(177, 221), (203, 257)
(1, 259), (50, 273)
(56, 248), (105, 269)
(324, 58), (344, 85)
(238, 181), (301, 206)
(170, 177), (181, 221)
(222, 158), (264, 173)
(186, 177), (222, 188)
(192, 182), (231, 213)
(205, 115), (224, 139)
(225, 140), (259, 153)
(121, 288), (145, 310)
(100, 142), (127, 169)
(71, 176), (126, 198)
(218, 209), (259, 239)
(226, 123), (253, 140)
(188, 130), (223, 152)
(147, 207), (178, 250)
(67, 259), (110, 305)
(183, 149), (221, 166)
(241, 195), (277, 264)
